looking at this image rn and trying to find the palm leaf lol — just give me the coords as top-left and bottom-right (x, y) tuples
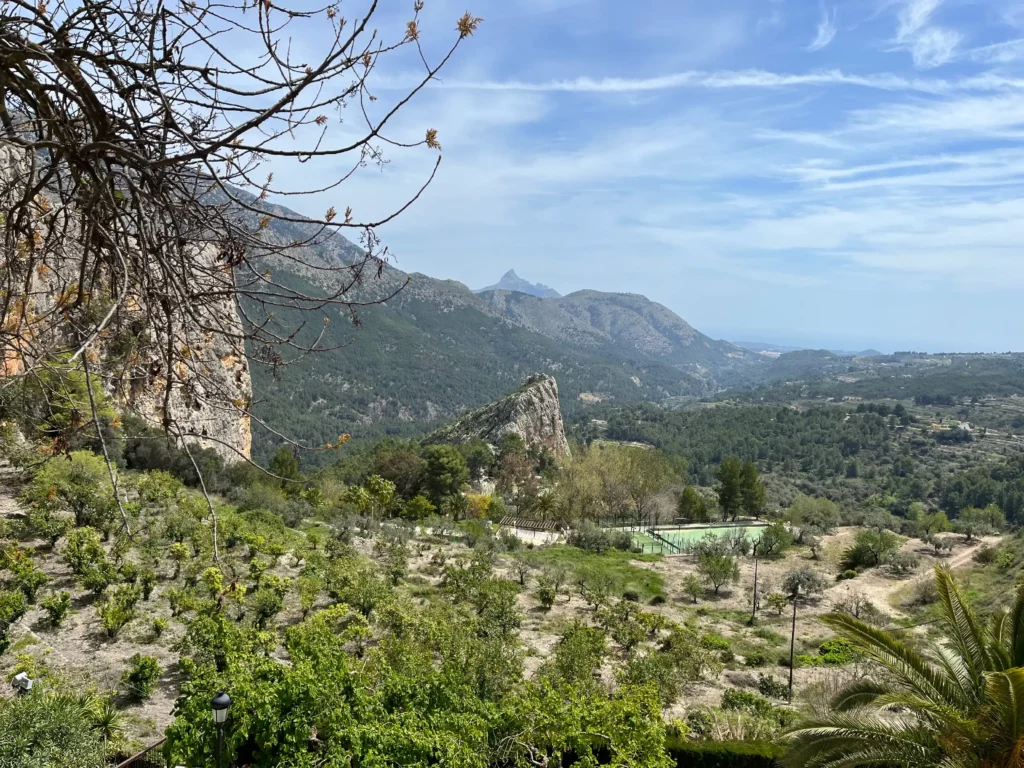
(783, 712), (941, 768)
(1006, 581), (1024, 668)
(934, 565), (993, 683)
(831, 679), (894, 711)
(984, 669), (1024, 753)
(820, 612), (968, 709)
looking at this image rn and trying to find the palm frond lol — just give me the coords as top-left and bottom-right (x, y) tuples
(934, 643), (984, 709)
(783, 712), (941, 768)
(820, 612), (968, 709)
(831, 679), (893, 711)
(934, 565), (993, 683)
(985, 669), (1024, 749)
(1006, 580), (1024, 668)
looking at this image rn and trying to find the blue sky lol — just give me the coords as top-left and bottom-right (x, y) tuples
(265, 0), (1024, 352)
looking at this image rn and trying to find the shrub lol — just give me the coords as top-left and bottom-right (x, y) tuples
(721, 689), (775, 717)
(766, 592), (789, 615)
(757, 673), (789, 700)
(40, 591), (71, 627)
(842, 529), (901, 570)
(816, 637), (860, 666)
(885, 551), (920, 576)
(121, 653), (162, 700)
(152, 617), (168, 638)
(744, 651), (768, 668)
(62, 527), (105, 575)
(685, 708), (715, 739)
(0, 590), (28, 651)
(648, 594), (666, 606)
(536, 584), (557, 610)
(752, 627), (784, 644)
(996, 550), (1017, 570)
(622, 588), (641, 603)
(700, 633), (731, 652)
(11, 560), (49, 603)
(98, 585), (140, 638)
(974, 546), (998, 564)
(839, 569), (858, 581)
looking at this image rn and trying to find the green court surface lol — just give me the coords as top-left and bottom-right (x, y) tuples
(631, 524), (766, 554)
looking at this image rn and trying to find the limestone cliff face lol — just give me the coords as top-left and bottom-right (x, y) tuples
(0, 143), (251, 461)
(425, 373), (570, 457)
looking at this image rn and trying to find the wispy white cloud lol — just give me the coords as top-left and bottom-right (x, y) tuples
(894, 0), (961, 68)
(419, 69), (1024, 94)
(806, 6), (838, 51)
(968, 37), (1024, 64)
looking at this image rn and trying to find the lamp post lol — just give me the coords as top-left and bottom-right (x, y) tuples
(211, 691), (231, 768)
(11, 673), (32, 696)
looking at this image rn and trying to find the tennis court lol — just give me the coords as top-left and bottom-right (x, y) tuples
(630, 524), (767, 554)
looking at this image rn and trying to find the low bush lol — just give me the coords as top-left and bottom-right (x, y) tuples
(40, 591), (71, 627)
(744, 652), (768, 668)
(885, 551), (920, 576)
(121, 654), (161, 700)
(756, 673), (789, 700)
(973, 546), (998, 564)
(838, 569), (858, 581)
(700, 633), (731, 652)
(721, 690), (774, 717)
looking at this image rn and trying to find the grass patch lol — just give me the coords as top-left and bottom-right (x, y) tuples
(528, 546), (664, 599)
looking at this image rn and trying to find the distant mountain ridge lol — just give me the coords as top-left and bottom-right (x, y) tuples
(243, 211), (769, 463)
(474, 269), (560, 298)
(733, 340), (885, 358)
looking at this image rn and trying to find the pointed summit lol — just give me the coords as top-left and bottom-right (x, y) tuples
(475, 270), (560, 298)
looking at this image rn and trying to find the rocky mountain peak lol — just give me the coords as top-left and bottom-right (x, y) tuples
(474, 270), (561, 299)
(424, 373), (570, 456)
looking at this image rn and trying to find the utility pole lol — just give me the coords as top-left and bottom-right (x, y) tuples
(788, 587), (799, 703)
(748, 541), (760, 626)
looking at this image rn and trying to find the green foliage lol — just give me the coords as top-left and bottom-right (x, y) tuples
(0, 589), (28, 650)
(665, 737), (783, 768)
(842, 528), (902, 571)
(0, 689), (107, 767)
(24, 506), (73, 546)
(781, 566), (827, 599)
(786, 565), (1024, 768)
(757, 673), (789, 699)
(421, 445), (470, 506)
(716, 457), (744, 520)
(40, 591), (71, 627)
(756, 522), (792, 558)
(536, 582), (557, 610)
(402, 494), (436, 520)
(767, 592), (789, 615)
(739, 460), (766, 518)
(152, 617), (168, 638)
(678, 485), (710, 522)
(565, 520), (633, 553)
(798, 637), (860, 667)
(138, 470), (183, 503)
(682, 573), (704, 603)
(22, 452), (115, 529)
(121, 654), (162, 700)
(61, 527), (105, 576)
(954, 503), (1006, 540)
(529, 546), (664, 600)
(721, 689), (775, 717)
(98, 584), (140, 638)
(697, 553), (740, 594)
